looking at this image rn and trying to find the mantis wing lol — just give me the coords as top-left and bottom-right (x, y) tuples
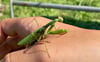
(18, 33), (35, 46)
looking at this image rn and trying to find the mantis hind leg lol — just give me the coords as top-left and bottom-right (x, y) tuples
(44, 41), (51, 58)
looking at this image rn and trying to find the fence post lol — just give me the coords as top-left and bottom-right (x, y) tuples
(10, 0), (14, 18)
(0, 0), (3, 16)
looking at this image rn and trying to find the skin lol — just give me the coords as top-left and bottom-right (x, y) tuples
(0, 17), (100, 62)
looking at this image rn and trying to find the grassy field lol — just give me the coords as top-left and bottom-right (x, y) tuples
(1, 0), (100, 29)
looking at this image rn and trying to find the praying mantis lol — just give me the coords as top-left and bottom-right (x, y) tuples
(18, 17), (68, 46)
(17, 17), (68, 57)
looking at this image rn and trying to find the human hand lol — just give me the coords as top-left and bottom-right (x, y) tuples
(0, 16), (52, 59)
(1, 17), (100, 62)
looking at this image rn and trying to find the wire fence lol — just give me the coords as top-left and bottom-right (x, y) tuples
(10, 0), (100, 18)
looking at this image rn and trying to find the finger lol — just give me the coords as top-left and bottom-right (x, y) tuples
(0, 17), (52, 43)
(5, 36), (25, 51)
(0, 36), (25, 60)
(1, 17), (38, 39)
(0, 18), (23, 44)
(0, 17), (35, 45)
(1, 18), (21, 36)
(0, 21), (7, 44)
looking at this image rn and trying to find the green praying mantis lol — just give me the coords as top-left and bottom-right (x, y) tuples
(17, 17), (67, 57)
(18, 17), (68, 46)
(17, 17), (68, 57)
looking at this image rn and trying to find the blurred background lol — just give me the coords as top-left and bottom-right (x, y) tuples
(1, 0), (100, 29)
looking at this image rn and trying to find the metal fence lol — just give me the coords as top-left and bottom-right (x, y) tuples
(10, 0), (100, 18)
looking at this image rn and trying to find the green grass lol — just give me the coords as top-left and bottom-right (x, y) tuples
(1, 0), (100, 30)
